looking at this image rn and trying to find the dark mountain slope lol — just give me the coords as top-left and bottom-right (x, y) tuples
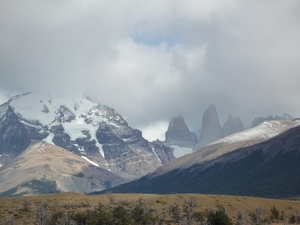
(100, 123), (300, 198)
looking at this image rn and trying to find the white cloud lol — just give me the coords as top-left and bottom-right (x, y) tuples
(0, 0), (300, 139)
(139, 121), (168, 142)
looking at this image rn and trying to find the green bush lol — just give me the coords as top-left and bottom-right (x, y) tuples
(207, 205), (233, 225)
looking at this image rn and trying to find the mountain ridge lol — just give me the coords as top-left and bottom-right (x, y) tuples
(99, 119), (300, 198)
(0, 92), (174, 181)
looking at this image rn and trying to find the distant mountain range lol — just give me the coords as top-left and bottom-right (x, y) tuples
(158, 104), (295, 158)
(100, 119), (300, 198)
(0, 92), (298, 197)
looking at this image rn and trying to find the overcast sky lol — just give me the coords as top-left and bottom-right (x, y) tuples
(1, 1), (300, 141)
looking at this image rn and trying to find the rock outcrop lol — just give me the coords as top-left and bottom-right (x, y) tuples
(197, 104), (222, 148)
(222, 115), (244, 137)
(165, 116), (197, 148)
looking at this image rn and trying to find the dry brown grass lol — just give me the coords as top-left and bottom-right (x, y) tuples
(0, 192), (299, 224)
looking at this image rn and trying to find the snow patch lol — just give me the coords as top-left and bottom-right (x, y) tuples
(9, 92), (98, 127)
(74, 144), (86, 155)
(151, 147), (162, 163)
(44, 133), (55, 145)
(211, 120), (295, 145)
(292, 119), (300, 127)
(81, 156), (99, 167)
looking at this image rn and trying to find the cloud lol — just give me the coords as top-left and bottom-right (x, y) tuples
(1, 0), (300, 139)
(140, 120), (169, 142)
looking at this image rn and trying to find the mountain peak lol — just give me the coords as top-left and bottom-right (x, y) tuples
(165, 116), (197, 149)
(0, 92), (174, 184)
(222, 115), (244, 138)
(197, 104), (222, 148)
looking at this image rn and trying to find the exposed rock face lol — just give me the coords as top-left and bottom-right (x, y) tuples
(222, 115), (244, 137)
(165, 116), (197, 148)
(149, 143), (175, 164)
(0, 104), (48, 156)
(252, 113), (295, 127)
(0, 92), (174, 180)
(197, 104), (222, 148)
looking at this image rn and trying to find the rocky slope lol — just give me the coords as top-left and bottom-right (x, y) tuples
(0, 92), (174, 180)
(0, 141), (126, 196)
(102, 119), (300, 198)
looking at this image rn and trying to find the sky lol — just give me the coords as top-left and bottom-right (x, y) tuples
(1, 1), (300, 141)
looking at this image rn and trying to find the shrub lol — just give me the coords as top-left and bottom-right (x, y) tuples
(206, 205), (233, 225)
(270, 205), (279, 222)
(167, 202), (181, 222)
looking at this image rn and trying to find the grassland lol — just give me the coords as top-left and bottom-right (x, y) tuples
(0, 192), (300, 224)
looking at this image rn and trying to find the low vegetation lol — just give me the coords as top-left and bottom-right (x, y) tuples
(0, 193), (300, 224)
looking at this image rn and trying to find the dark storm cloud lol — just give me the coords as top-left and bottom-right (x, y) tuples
(1, 0), (300, 140)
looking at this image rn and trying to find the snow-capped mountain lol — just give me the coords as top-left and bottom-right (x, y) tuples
(0, 92), (174, 180)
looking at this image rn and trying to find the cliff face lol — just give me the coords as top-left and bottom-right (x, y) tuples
(197, 104), (222, 148)
(165, 116), (197, 148)
(222, 115), (244, 138)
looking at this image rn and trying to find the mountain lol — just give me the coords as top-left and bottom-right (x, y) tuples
(161, 116), (197, 157)
(101, 119), (300, 198)
(222, 115), (244, 138)
(165, 116), (197, 148)
(136, 120), (297, 180)
(0, 92), (174, 180)
(195, 104), (223, 149)
(154, 106), (245, 157)
(0, 141), (126, 196)
(252, 113), (295, 127)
